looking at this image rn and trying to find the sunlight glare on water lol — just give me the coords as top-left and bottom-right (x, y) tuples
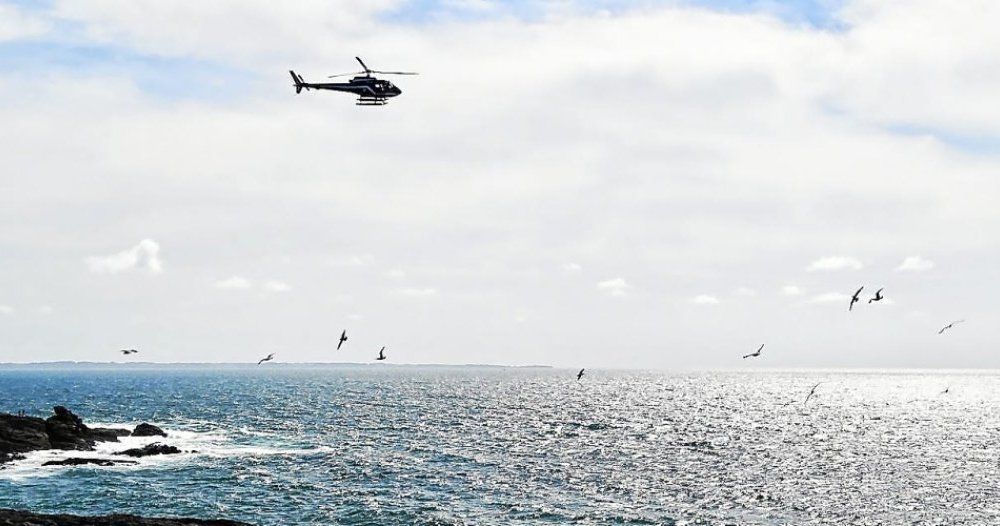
(1, 366), (999, 525)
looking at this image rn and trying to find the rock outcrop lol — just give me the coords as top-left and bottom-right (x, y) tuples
(44, 406), (131, 450)
(41, 457), (138, 467)
(0, 509), (252, 525)
(0, 407), (131, 463)
(132, 423), (167, 438)
(0, 414), (51, 456)
(114, 443), (181, 458)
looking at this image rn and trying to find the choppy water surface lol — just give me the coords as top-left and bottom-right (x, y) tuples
(1, 365), (999, 525)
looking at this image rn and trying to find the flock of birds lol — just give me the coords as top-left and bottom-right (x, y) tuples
(738, 286), (967, 405)
(114, 286), (965, 398)
(119, 330), (390, 365)
(252, 330), (388, 365)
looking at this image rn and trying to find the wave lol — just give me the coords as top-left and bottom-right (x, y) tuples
(0, 422), (331, 481)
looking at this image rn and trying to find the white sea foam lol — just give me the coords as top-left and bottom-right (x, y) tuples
(0, 422), (329, 481)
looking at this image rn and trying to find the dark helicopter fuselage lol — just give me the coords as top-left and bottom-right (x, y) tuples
(290, 71), (401, 104)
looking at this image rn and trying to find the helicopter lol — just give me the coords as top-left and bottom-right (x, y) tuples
(289, 57), (417, 105)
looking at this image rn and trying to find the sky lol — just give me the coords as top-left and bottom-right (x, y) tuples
(0, 0), (998, 368)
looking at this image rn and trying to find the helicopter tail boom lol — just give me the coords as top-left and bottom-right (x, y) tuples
(289, 70), (305, 94)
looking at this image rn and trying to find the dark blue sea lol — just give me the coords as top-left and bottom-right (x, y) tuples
(1, 365), (998, 525)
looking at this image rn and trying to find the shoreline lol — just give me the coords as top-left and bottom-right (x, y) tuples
(0, 509), (251, 526)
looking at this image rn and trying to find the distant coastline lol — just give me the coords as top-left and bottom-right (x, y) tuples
(0, 361), (555, 369)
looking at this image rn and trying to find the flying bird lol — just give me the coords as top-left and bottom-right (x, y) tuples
(868, 288), (884, 304)
(849, 286), (864, 311)
(804, 382), (823, 405)
(337, 330), (348, 350)
(941, 386), (950, 395)
(257, 353), (275, 365)
(938, 320), (965, 334)
(742, 344), (764, 360)
(376, 346), (386, 361)
(577, 368), (585, 381)
(119, 349), (138, 355)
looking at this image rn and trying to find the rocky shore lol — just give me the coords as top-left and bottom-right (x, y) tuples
(1, 408), (249, 525)
(0, 509), (252, 525)
(0, 406), (174, 464)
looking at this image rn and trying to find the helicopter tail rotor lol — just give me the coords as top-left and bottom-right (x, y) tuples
(289, 70), (305, 94)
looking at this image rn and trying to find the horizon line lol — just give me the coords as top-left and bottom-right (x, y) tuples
(2, 362), (1000, 374)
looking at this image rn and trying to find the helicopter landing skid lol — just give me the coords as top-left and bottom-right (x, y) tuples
(357, 97), (388, 106)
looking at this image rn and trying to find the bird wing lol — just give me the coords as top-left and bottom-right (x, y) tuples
(757, 344), (764, 353)
(804, 382), (822, 403)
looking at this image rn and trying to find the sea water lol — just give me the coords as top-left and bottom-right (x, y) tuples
(1, 365), (999, 525)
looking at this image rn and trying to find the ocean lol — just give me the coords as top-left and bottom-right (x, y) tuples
(1, 365), (998, 525)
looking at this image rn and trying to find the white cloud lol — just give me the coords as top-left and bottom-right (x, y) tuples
(781, 285), (803, 296)
(328, 254), (374, 267)
(443, 0), (497, 12)
(0, 305), (12, 315)
(86, 239), (163, 275)
(808, 292), (849, 304)
(262, 280), (290, 292)
(395, 287), (437, 297)
(596, 277), (629, 296)
(347, 313), (364, 321)
(562, 262), (582, 273)
(691, 294), (720, 304)
(806, 256), (864, 272)
(0, 4), (49, 42)
(4, 1), (1000, 367)
(36, 305), (54, 315)
(385, 268), (406, 279)
(214, 276), (252, 289)
(733, 286), (756, 297)
(895, 256), (935, 272)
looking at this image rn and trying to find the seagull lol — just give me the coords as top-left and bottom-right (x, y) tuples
(337, 330), (348, 350)
(868, 288), (884, 304)
(849, 286), (864, 311)
(119, 349), (138, 355)
(577, 368), (585, 381)
(376, 347), (386, 361)
(941, 386), (950, 395)
(804, 382), (823, 405)
(257, 353), (275, 365)
(938, 320), (965, 334)
(742, 344), (764, 360)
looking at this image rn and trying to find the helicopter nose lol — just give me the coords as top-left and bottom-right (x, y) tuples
(392, 87), (402, 96)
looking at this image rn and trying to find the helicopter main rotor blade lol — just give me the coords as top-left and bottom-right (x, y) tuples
(355, 56), (371, 73)
(370, 70), (419, 75)
(327, 71), (366, 78)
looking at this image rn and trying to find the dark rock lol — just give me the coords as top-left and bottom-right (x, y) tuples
(0, 509), (253, 525)
(41, 457), (138, 467)
(43, 406), (131, 450)
(114, 443), (181, 458)
(1, 407), (137, 463)
(89, 427), (132, 442)
(44, 406), (94, 450)
(132, 423), (167, 438)
(0, 414), (51, 460)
